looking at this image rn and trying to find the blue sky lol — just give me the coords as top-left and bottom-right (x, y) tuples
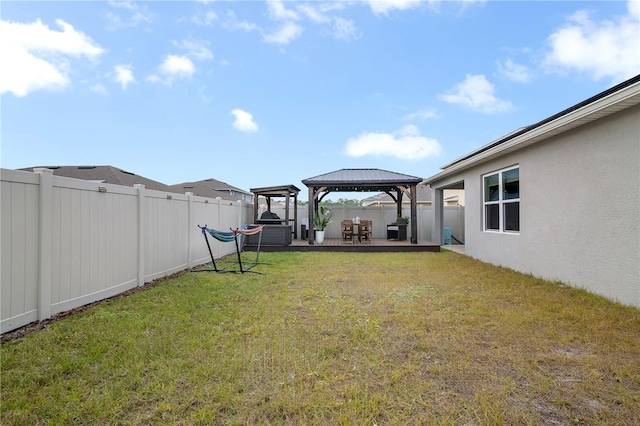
(2, 0), (639, 200)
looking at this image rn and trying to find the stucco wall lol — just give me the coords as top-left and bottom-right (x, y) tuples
(433, 104), (639, 307)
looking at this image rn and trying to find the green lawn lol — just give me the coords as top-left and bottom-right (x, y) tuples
(2, 251), (639, 425)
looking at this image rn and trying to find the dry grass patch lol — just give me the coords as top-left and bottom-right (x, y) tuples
(2, 251), (639, 425)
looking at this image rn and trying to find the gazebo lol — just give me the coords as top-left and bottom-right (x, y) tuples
(302, 169), (423, 245)
(250, 184), (300, 241)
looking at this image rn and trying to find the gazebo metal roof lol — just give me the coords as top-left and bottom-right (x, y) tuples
(302, 168), (422, 192)
(249, 184), (301, 198)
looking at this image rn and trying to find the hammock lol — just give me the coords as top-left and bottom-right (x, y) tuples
(194, 224), (266, 274)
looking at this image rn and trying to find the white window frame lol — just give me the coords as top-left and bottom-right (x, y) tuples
(482, 165), (520, 234)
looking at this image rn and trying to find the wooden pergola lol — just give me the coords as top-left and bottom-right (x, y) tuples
(250, 184), (300, 239)
(302, 169), (423, 245)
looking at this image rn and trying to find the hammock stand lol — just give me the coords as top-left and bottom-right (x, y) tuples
(194, 224), (267, 274)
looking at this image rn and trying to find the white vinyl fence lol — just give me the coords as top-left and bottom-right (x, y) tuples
(1, 168), (252, 333)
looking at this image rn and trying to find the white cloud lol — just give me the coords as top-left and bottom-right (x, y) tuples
(222, 10), (260, 32)
(106, 1), (152, 30)
(366, 0), (423, 15)
(331, 17), (360, 41)
(0, 19), (104, 97)
(267, 0), (300, 21)
(231, 109), (259, 133)
(440, 74), (513, 114)
(295, 4), (359, 41)
(191, 10), (218, 27)
(107, 0), (135, 10)
(114, 64), (134, 89)
(173, 39), (213, 61)
(147, 55), (195, 85)
(297, 4), (330, 24)
(263, 22), (303, 45)
(497, 58), (532, 83)
(161, 55), (195, 77)
(404, 108), (439, 121)
(344, 125), (441, 160)
(90, 83), (108, 95)
(544, 0), (640, 82)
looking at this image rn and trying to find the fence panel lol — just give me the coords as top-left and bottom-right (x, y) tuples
(444, 206), (465, 244)
(144, 191), (190, 282)
(1, 171), (40, 332)
(191, 198), (222, 266)
(49, 176), (139, 315)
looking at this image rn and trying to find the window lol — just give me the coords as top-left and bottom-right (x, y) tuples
(483, 166), (519, 232)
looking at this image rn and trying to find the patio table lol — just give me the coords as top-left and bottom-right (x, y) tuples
(352, 221), (371, 242)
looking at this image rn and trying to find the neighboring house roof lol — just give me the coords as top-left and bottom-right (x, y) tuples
(19, 165), (175, 192)
(362, 184), (432, 205)
(303, 168), (423, 192)
(184, 178), (251, 196)
(424, 74), (640, 184)
(168, 179), (246, 201)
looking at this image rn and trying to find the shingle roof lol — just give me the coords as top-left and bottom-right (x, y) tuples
(19, 165), (175, 192)
(175, 178), (250, 194)
(362, 184), (432, 205)
(168, 179), (248, 201)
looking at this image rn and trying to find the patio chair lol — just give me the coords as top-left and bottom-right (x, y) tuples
(358, 220), (372, 242)
(341, 220), (354, 243)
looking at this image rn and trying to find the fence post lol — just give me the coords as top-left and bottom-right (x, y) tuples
(216, 197), (222, 258)
(34, 168), (53, 321)
(186, 192), (193, 268)
(134, 184), (146, 287)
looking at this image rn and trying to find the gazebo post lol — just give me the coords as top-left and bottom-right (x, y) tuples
(308, 186), (315, 245)
(410, 184), (418, 244)
(285, 191), (290, 229)
(396, 188), (403, 219)
(253, 193), (259, 223)
(293, 192), (298, 239)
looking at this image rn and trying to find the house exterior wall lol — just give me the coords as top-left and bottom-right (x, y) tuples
(431, 104), (639, 307)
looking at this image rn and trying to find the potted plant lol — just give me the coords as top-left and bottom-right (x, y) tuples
(396, 216), (409, 225)
(390, 216), (409, 225)
(313, 206), (333, 244)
